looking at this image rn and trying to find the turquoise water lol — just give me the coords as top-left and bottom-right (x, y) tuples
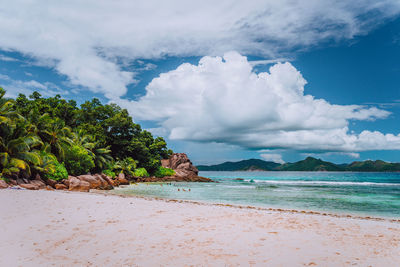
(112, 171), (400, 218)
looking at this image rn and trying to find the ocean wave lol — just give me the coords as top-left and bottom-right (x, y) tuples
(243, 179), (400, 186)
(222, 185), (255, 189)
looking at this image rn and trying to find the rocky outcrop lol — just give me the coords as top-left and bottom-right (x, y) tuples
(117, 173), (129, 185)
(30, 180), (46, 189)
(3, 173), (117, 191)
(78, 174), (104, 189)
(0, 180), (8, 189)
(30, 175), (46, 189)
(101, 173), (115, 187)
(55, 184), (67, 190)
(19, 183), (39, 190)
(45, 179), (57, 188)
(2, 154), (212, 191)
(2, 172), (118, 191)
(160, 153), (212, 182)
(136, 175), (212, 182)
(162, 153), (199, 177)
(68, 176), (91, 192)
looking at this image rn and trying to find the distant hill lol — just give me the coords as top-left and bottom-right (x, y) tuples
(345, 160), (400, 172)
(278, 157), (343, 171)
(197, 157), (400, 172)
(197, 159), (281, 171)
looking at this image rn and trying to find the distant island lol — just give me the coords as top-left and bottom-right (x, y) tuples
(197, 157), (400, 172)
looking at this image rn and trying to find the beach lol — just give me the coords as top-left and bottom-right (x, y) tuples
(0, 190), (399, 266)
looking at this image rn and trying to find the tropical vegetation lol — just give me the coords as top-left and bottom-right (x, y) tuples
(197, 157), (400, 172)
(0, 87), (174, 181)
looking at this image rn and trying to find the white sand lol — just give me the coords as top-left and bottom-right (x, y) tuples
(0, 190), (399, 267)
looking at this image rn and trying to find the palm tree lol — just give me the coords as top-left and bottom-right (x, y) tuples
(0, 89), (42, 178)
(72, 129), (113, 170)
(0, 87), (21, 126)
(91, 146), (113, 170)
(113, 157), (137, 176)
(0, 130), (42, 178)
(36, 116), (73, 161)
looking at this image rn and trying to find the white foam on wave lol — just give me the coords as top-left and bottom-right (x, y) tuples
(222, 185), (255, 189)
(243, 180), (400, 186)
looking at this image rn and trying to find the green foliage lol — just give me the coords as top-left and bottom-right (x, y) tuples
(75, 98), (171, 170)
(46, 162), (68, 181)
(278, 157), (343, 171)
(154, 166), (175, 178)
(103, 169), (116, 178)
(1, 88), (174, 179)
(64, 145), (95, 176)
(37, 151), (68, 181)
(133, 167), (149, 177)
(345, 160), (400, 172)
(72, 129), (113, 172)
(197, 159), (281, 171)
(113, 157), (137, 176)
(0, 103), (42, 177)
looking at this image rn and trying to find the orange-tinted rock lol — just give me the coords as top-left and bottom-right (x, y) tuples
(78, 175), (102, 189)
(68, 176), (90, 192)
(94, 174), (112, 189)
(100, 173), (114, 187)
(20, 183), (39, 190)
(160, 153), (212, 182)
(46, 185), (54, 190)
(0, 180), (8, 189)
(101, 173), (114, 189)
(117, 173), (129, 185)
(45, 179), (57, 188)
(16, 178), (29, 185)
(77, 174), (113, 190)
(63, 177), (72, 187)
(55, 184), (67, 190)
(30, 180), (46, 189)
(112, 178), (120, 187)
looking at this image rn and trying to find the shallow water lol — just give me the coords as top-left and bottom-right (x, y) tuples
(112, 171), (400, 218)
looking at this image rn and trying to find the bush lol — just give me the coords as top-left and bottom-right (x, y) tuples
(113, 157), (137, 176)
(142, 158), (161, 175)
(103, 169), (116, 178)
(154, 166), (175, 178)
(45, 162), (68, 181)
(38, 151), (68, 181)
(64, 145), (95, 176)
(133, 167), (149, 177)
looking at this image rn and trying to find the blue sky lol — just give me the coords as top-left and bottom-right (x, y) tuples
(1, 1), (400, 164)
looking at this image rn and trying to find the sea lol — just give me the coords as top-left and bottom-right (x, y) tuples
(112, 171), (400, 218)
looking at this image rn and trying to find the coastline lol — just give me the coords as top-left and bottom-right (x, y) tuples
(1, 189), (399, 266)
(97, 189), (400, 223)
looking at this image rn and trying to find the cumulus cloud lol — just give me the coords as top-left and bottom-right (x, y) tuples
(0, 0), (399, 97)
(260, 153), (285, 164)
(124, 52), (400, 152)
(0, 54), (19, 62)
(0, 74), (67, 98)
(302, 152), (360, 159)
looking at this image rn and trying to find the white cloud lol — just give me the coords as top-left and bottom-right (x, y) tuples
(0, 74), (68, 98)
(249, 59), (290, 67)
(260, 153), (285, 164)
(123, 52), (400, 152)
(302, 152), (360, 159)
(0, 0), (399, 97)
(0, 54), (19, 62)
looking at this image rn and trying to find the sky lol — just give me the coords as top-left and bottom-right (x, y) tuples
(1, 0), (400, 165)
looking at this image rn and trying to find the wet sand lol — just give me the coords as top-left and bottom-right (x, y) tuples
(0, 190), (399, 266)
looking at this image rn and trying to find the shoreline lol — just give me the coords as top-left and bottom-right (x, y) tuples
(1, 189), (399, 266)
(94, 188), (400, 223)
